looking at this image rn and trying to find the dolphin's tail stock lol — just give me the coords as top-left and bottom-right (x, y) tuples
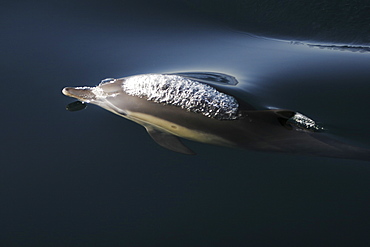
(244, 109), (370, 161)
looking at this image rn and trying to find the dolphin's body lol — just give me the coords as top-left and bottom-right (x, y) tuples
(62, 72), (370, 161)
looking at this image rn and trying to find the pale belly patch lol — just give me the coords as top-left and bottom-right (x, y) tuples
(127, 111), (234, 146)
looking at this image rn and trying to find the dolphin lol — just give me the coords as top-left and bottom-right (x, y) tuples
(62, 72), (370, 161)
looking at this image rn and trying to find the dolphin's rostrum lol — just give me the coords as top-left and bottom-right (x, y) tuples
(62, 72), (370, 161)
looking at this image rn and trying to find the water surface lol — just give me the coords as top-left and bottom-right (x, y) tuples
(1, 0), (370, 246)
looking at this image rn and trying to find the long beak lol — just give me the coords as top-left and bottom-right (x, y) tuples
(62, 87), (96, 102)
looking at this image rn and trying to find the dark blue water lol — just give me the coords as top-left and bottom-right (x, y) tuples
(2, 0), (370, 246)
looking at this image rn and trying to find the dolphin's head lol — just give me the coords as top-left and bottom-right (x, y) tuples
(62, 78), (131, 116)
(62, 78), (124, 103)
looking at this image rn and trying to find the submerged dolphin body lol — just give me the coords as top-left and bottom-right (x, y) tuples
(62, 72), (370, 161)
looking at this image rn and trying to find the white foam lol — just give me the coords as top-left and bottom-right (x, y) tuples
(122, 74), (240, 120)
